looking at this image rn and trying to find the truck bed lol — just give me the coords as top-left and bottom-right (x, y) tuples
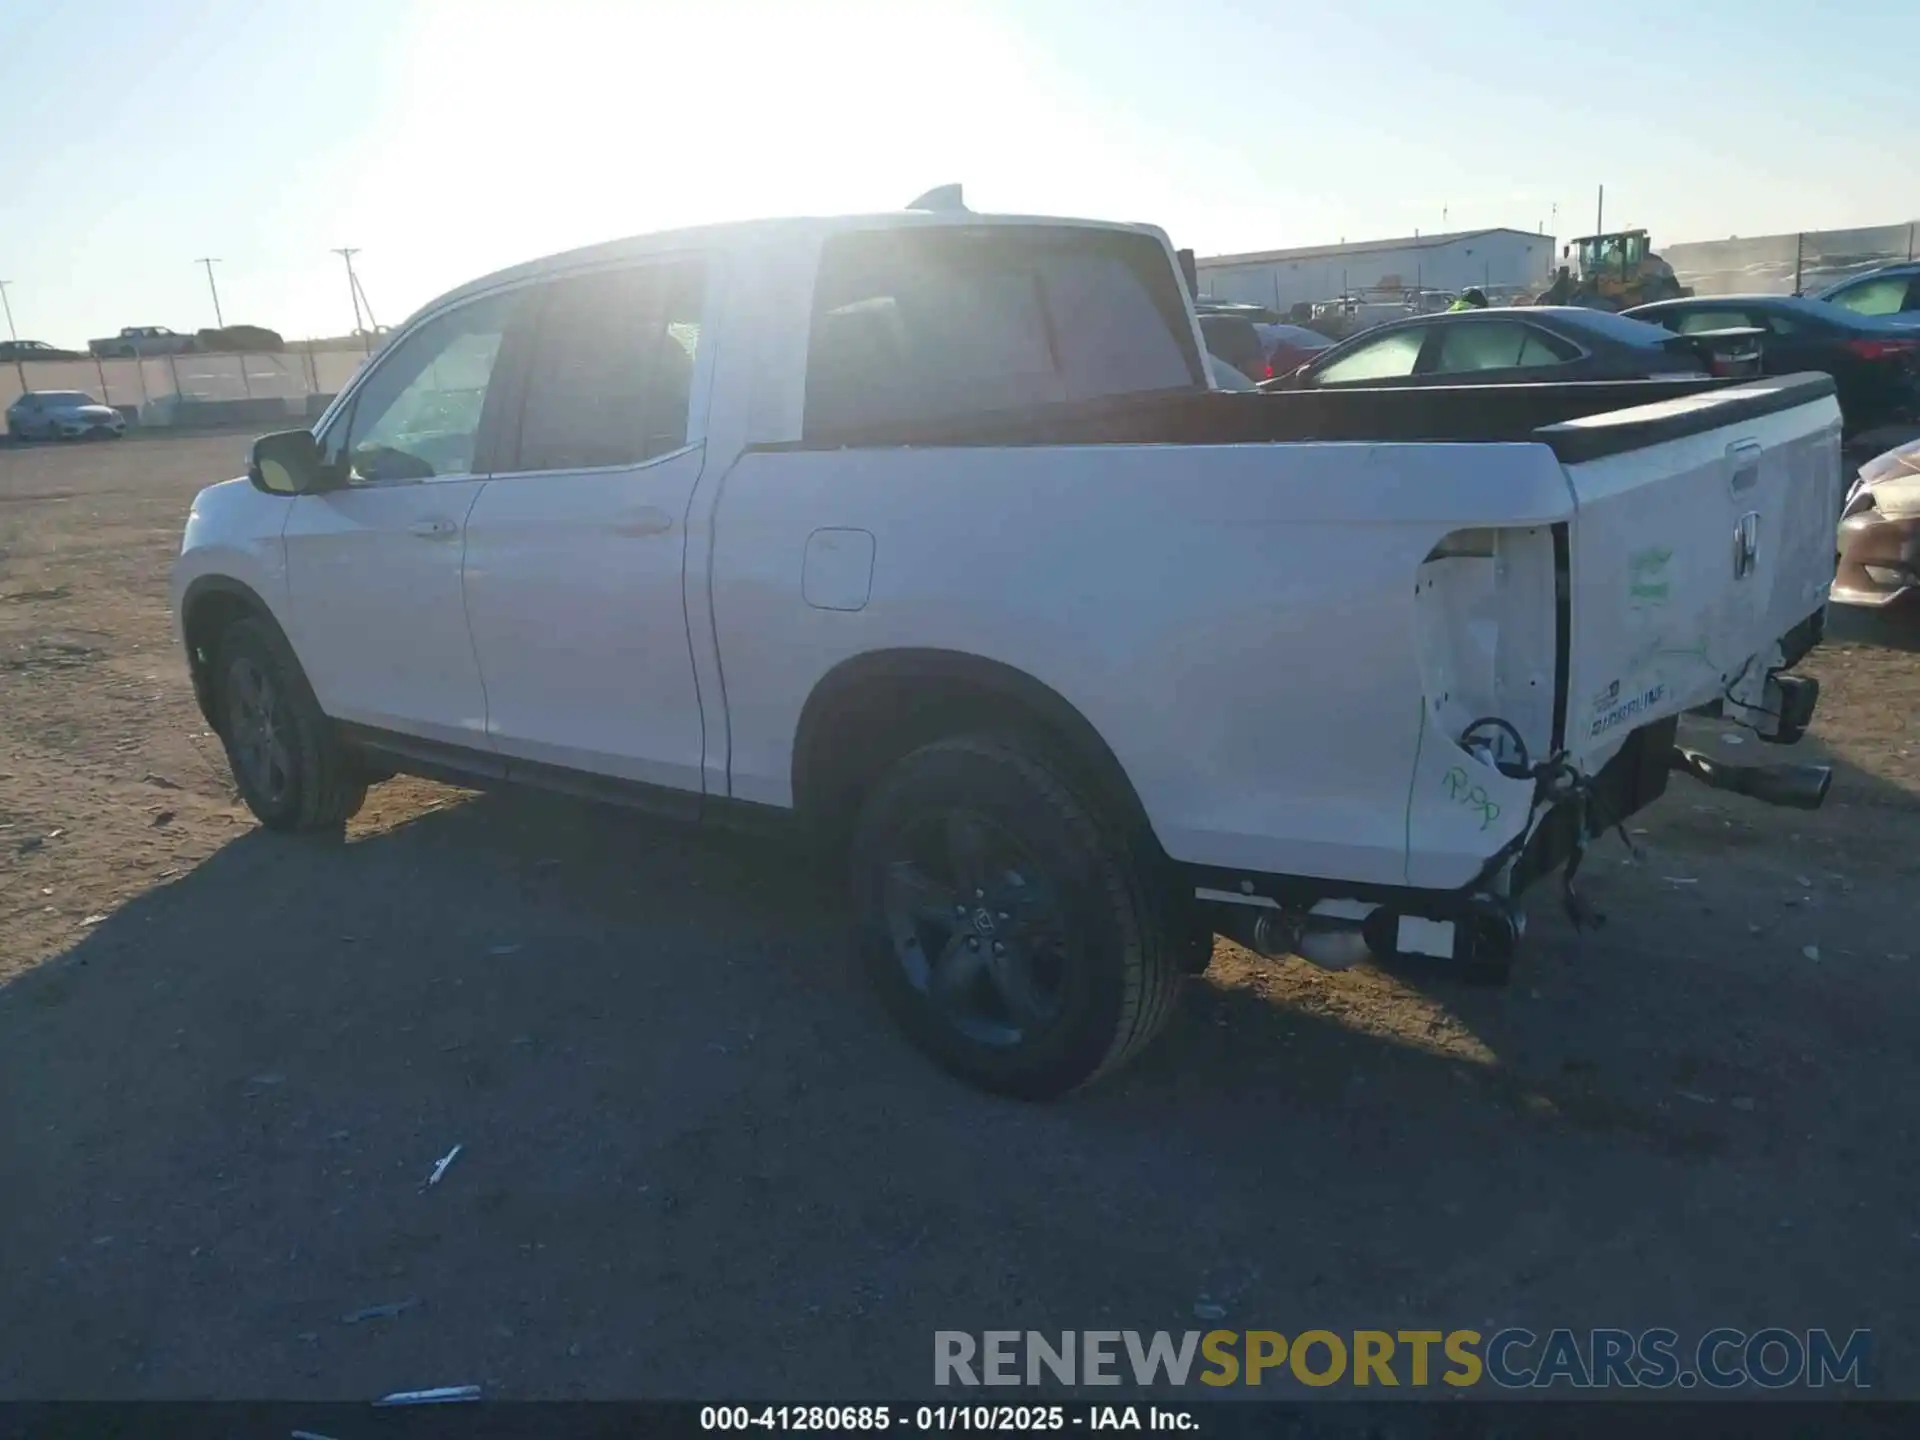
(773, 373), (1836, 464)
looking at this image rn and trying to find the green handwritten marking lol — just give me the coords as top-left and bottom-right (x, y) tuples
(1627, 546), (1673, 603)
(1442, 765), (1501, 830)
(1629, 546), (1673, 574)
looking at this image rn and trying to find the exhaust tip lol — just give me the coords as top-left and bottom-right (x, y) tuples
(1670, 747), (1832, 811)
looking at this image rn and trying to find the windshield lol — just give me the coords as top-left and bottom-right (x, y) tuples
(34, 391), (97, 405)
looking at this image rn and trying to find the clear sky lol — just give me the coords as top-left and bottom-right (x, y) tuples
(0, 0), (1912, 347)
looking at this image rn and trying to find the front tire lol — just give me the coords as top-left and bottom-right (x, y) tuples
(848, 734), (1185, 1099)
(215, 617), (366, 831)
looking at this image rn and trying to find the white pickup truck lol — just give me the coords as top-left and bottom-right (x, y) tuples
(172, 197), (1844, 1098)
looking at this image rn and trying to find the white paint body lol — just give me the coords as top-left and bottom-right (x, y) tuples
(173, 210), (1843, 898)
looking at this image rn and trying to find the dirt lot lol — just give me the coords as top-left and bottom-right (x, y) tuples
(2, 432), (1918, 1402)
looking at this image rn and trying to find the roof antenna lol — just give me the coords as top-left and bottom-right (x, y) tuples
(907, 184), (967, 213)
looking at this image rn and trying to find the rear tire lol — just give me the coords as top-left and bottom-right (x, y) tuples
(848, 734), (1185, 1099)
(214, 617), (366, 831)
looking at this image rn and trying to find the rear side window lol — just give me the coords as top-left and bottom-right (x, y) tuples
(1430, 322), (1575, 374)
(803, 227), (1203, 434)
(507, 259), (705, 474)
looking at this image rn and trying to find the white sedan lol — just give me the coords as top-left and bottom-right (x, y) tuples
(6, 390), (128, 441)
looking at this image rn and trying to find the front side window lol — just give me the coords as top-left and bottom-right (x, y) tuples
(1827, 276), (1910, 317)
(1310, 328), (1426, 385)
(1430, 322), (1573, 374)
(803, 226), (1203, 434)
(506, 258), (706, 474)
(321, 291), (516, 484)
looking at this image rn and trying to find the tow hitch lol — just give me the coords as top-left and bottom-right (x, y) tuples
(1213, 896), (1523, 986)
(1668, 746), (1832, 810)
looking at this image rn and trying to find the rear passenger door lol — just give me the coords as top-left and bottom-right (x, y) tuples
(1753, 310), (1833, 377)
(460, 257), (712, 796)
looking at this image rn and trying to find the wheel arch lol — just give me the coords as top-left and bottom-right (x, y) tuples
(790, 648), (1160, 857)
(179, 575), (298, 732)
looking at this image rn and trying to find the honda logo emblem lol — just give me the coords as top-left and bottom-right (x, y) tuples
(1733, 511), (1760, 580)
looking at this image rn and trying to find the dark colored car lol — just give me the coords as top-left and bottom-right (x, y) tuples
(197, 324), (286, 353)
(1261, 306), (1749, 391)
(1252, 322), (1332, 381)
(1834, 434), (1920, 608)
(0, 339), (86, 361)
(1196, 313), (1266, 382)
(1814, 262), (1920, 323)
(1625, 294), (1920, 441)
(1194, 299), (1283, 324)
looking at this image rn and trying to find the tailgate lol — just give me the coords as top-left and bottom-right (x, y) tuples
(1538, 374), (1843, 772)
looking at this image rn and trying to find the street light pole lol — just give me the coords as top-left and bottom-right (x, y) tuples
(332, 248), (369, 354)
(196, 258), (226, 328)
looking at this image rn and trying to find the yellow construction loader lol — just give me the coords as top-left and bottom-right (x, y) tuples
(1539, 229), (1692, 310)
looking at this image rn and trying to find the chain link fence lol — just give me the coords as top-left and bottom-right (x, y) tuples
(2, 345), (371, 427)
(1664, 222), (1917, 299)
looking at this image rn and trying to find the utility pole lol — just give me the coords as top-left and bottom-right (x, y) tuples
(1595, 184), (1605, 237)
(195, 258), (225, 328)
(0, 280), (24, 390)
(332, 247), (369, 354)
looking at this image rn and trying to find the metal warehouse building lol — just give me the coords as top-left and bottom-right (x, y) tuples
(1195, 227), (1556, 311)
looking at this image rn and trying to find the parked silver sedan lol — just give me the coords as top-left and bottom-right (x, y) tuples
(5, 390), (127, 441)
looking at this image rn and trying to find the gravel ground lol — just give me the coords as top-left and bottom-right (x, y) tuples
(2, 432), (1918, 1402)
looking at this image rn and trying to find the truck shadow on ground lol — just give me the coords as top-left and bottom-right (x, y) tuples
(1827, 599), (1920, 654)
(3, 749), (1917, 1396)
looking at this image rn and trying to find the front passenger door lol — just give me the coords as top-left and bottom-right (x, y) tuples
(1301, 326), (1432, 388)
(282, 290), (521, 747)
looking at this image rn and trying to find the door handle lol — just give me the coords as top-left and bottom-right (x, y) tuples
(611, 506), (675, 537)
(408, 517), (459, 540)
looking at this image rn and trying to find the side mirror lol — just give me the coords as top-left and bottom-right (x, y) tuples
(249, 429), (330, 496)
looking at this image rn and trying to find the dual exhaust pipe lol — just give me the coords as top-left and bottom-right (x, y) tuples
(1668, 745), (1831, 811)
